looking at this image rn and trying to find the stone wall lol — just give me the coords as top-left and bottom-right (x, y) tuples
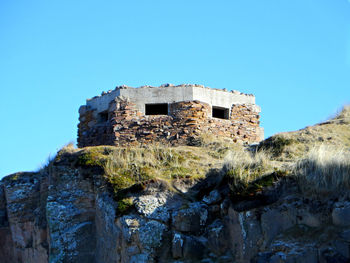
(78, 97), (262, 147)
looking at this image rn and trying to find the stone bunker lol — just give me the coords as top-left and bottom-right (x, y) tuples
(78, 84), (264, 147)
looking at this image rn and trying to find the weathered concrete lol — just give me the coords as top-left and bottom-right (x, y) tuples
(86, 84), (256, 114)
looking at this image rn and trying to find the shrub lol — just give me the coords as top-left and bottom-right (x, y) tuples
(294, 145), (350, 197)
(257, 134), (295, 158)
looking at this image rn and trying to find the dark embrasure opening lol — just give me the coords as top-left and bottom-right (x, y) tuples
(98, 111), (109, 123)
(145, 103), (168, 115)
(212, 106), (229, 119)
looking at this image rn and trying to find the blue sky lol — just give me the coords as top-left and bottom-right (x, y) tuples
(0, 0), (349, 178)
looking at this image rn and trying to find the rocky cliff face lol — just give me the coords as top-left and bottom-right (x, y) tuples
(1, 147), (350, 263)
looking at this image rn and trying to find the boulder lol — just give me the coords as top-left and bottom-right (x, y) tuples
(207, 219), (227, 255)
(332, 202), (350, 226)
(134, 195), (170, 223)
(172, 202), (208, 233)
(203, 190), (222, 205)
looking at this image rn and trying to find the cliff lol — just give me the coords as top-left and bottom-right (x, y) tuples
(1, 106), (350, 263)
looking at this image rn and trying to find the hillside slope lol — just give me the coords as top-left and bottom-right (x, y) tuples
(0, 106), (349, 263)
(258, 105), (350, 161)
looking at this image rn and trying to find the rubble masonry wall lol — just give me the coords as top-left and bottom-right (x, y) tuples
(78, 98), (263, 147)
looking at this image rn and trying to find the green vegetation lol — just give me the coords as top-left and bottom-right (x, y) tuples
(73, 142), (228, 196)
(116, 198), (134, 216)
(228, 170), (288, 198)
(222, 106), (350, 197)
(257, 135), (295, 158)
(48, 105), (349, 200)
(222, 148), (289, 195)
(103, 146), (208, 189)
(7, 172), (21, 181)
(77, 148), (107, 167)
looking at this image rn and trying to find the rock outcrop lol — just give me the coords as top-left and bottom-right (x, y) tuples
(1, 148), (350, 263)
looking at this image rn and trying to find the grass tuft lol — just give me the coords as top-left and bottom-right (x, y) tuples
(77, 148), (107, 167)
(223, 149), (278, 193)
(294, 145), (350, 197)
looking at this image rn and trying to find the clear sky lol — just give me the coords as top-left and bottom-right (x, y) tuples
(0, 0), (349, 178)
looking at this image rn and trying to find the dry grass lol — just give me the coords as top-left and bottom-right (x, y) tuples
(103, 146), (194, 189)
(221, 148), (287, 194)
(36, 143), (76, 172)
(75, 143), (227, 194)
(294, 145), (350, 197)
(104, 144), (221, 179)
(198, 132), (237, 148)
(259, 105), (350, 161)
(59, 142), (76, 154)
(332, 105), (350, 121)
(197, 132), (246, 158)
(59, 136), (287, 196)
(223, 149), (272, 184)
(51, 105), (349, 199)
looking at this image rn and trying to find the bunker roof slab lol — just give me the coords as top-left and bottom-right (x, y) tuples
(86, 84), (256, 114)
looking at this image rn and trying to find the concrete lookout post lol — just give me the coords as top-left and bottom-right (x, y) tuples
(77, 84), (264, 147)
